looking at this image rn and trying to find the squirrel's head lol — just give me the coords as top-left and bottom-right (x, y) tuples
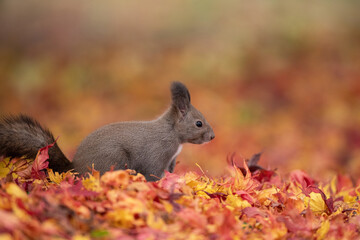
(170, 81), (215, 144)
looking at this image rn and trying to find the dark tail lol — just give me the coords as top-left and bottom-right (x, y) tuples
(0, 114), (74, 172)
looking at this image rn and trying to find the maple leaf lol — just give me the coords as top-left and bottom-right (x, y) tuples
(290, 169), (316, 189)
(177, 208), (207, 229)
(225, 193), (252, 210)
(0, 210), (22, 231)
(67, 180), (98, 197)
(5, 183), (28, 199)
(241, 207), (267, 218)
(335, 174), (354, 193)
(82, 172), (101, 192)
(31, 142), (55, 180)
(204, 191), (227, 201)
(47, 169), (74, 184)
(256, 187), (279, 206)
(0, 157), (12, 180)
(146, 211), (166, 231)
(158, 171), (183, 191)
(12, 158), (33, 179)
(234, 190), (255, 205)
(305, 186), (335, 214)
(303, 191), (330, 216)
(277, 215), (312, 234)
(101, 169), (139, 188)
(315, 219), (330, 240)
(228, 152), (260, 176)
(0, 157), (33, 182)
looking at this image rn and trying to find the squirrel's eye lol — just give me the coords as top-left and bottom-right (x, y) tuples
(196, 121), (203, 127)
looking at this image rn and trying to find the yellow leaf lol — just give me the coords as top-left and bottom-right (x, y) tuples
(12, 202), (30, 221)
(225, 194), (251, 210)
(5, 183), (27, 199)
(73, 234), (91, 240)
(82, 173), (101, 192)
(330, 175), (337, 195)
(187, 178), (217, 198)
(107, 209), (136, 228)
(162, 200), (174, 213)
(42, 219), (60, 234)
(0, 157), (33, 179)
(0, 233), (13, 240)
(128, 182), (150, 192)
(316, 219), (330, 240)
(184, 172), (199, 183)
(338, 190), (357, 204)
(271, 223), (288, 239)
(122, 197), (146, 213)
(48, 169), (74, 184)
(47, 169), (63, 184)
(0, 157), (11, 178)
(304, 192), (327, 214)
(233, 165), (246, 189)
(256, 187), (279, 206)
(147, 211), (166, 230)
(101, 170), (130, 188)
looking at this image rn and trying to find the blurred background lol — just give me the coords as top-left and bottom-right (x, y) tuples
(1, 1), (360, 180)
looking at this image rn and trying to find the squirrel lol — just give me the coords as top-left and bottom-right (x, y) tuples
(0, 82), (215, 181)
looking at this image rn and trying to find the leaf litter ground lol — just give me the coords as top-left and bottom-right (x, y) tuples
(1, 146), (360, 240)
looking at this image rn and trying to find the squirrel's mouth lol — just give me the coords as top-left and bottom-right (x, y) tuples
(188, 138), (205, 144)
(188, 134), (214, 144)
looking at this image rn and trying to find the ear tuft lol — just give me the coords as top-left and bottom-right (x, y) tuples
(171, 81), (191, 116)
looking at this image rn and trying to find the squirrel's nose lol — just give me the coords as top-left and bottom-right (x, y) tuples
(210, 134), (215, 140)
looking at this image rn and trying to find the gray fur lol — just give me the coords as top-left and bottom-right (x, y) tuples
(73, 81), (215, 181)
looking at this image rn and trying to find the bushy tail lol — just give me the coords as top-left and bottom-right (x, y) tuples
(0, 114), (73, 172)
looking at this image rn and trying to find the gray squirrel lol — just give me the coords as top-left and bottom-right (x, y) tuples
(0, 82), (215, 181)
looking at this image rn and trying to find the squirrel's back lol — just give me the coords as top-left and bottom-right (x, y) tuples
(0, 114), (73, 172)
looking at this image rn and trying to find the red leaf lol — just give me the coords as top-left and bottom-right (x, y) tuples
(253, 169), (276, 183)
(31, 141), (55, 179)
(336, 174), (354, 193)
(241, 207), (267, 218)
(235, 190), (255, 205)
(0, 210), (22, 230)
(204, 191), (227, 201)
(290, 170), (316, 189)
(64, 180), (98, 198)
(177, 208), (207, 229)
(158, 171), (181, 190)
(277, 216), (311, 233)
(241, 159), (251, 178)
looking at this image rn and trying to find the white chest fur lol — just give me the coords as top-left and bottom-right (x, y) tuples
(171, 145), (183, 161)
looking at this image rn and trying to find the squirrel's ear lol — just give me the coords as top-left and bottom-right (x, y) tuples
(171, 81), (191, 116)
